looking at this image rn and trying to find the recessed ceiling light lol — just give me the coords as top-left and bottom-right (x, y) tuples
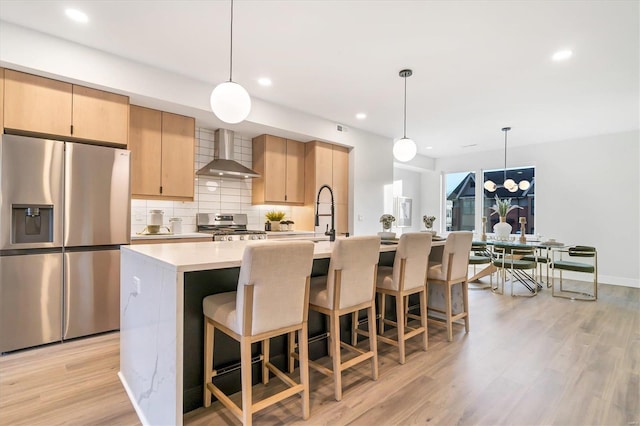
(552, 49), (572, 61)
(65, 8), (89, 23)
(258, 77), (272, 87)
(355, 113), (367, 120)
(425, 146), (433, 150)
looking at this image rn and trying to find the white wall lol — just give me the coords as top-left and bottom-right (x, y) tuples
(436, 130), (640, 287)
(1, 22), (393, 237)
(392, 168), (423, 234)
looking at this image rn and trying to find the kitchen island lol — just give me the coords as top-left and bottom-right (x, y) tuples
(119, 238), (445, 426)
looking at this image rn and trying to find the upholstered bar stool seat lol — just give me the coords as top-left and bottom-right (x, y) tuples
(203, 241), (315, 426)
(363, 232), (432, 364)
(427, 231), (473, 342)
(298, 235), (381, 402)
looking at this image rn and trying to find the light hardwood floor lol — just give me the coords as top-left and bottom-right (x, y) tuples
(1, 280), (638, 426)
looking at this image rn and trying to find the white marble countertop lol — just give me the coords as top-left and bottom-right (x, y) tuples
(130, 232), (212, 241)
(121, 238), (402, 273)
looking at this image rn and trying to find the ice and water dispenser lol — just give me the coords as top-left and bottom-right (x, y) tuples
(11, 204), (54, 244)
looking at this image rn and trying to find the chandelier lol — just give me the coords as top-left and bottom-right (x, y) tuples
(483, 127), (530, 192)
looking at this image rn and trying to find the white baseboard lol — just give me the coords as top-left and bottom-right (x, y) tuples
(551, 271), (639, 288)
(118, 371), (150, 426)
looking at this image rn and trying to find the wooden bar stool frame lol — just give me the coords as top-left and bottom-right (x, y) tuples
(296, 268), (379, 402)
(203, 281), (310, 426)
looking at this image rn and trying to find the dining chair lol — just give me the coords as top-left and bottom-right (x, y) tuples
(426, 231), (473, 342)
(468, 241), (493, 289)
(299, 235), (381, 401)
(491, 243), (538, 297)
(362, 232), (432, 364)
(202, 241), (315, 426)
(551, 245), (597, 301)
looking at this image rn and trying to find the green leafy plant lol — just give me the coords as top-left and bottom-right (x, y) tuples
(490, 195), (522, 217)
(379, 214), (396, 230)
(265, 210), (286, 222)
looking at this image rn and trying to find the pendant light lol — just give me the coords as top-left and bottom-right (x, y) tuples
(393, 69), (417, 162)
(483, 127), (531, 192)
(210, 0), (251, 124)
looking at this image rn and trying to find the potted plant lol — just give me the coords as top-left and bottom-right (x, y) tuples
(378, 214), (396, 239)
(265, 210), (286, 231)
(490, 196), (521, 240)
(422, 215), (436, 233)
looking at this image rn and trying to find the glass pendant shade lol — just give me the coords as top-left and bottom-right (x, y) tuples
(393, 137), (417, 162)
(484, 180), (497, 191)
(210, 81), (251, 124)
(518, 180), (530, 190)
(503, 178), (517, 191)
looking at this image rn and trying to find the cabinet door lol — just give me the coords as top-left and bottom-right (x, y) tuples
(264, 135), (287, 203)
(4, 69), (72, 136)
(285, 139), (305, 203)
(332, 145), (349, 205)
(161, 112), (195, 199)
(72, 85), (129, 146)
(130, 106), (162, 197)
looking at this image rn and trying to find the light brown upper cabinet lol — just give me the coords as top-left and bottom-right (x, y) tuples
(3, 69), (129, 146)
(304, 140), (350, 234)
(129, 105), (195, 201)
(252, 134), (305, 205)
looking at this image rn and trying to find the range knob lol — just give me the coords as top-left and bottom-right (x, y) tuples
(239, 235), (245, 241)
(227, 236), (233, 241)
(250, 235), (256, 240)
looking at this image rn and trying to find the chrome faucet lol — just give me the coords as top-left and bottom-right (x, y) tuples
(315, 184), (335, 242)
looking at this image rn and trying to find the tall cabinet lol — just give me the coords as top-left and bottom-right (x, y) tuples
(303, 141), (350, 234)
(129, 105), (195, 200)
(252, 134), (305, 205)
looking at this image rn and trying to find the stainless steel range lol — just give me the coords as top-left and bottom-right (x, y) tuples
(196, 213), (267, 242)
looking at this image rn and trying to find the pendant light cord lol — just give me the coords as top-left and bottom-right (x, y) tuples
(503, 128), (507, 182)
(229, 0), (234, 82)
(403, 74), (407, 138)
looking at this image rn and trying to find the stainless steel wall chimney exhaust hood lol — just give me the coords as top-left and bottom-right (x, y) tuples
(196, 129), (260, 179)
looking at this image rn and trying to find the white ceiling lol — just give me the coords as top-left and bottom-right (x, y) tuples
(0, 0), (638, 158)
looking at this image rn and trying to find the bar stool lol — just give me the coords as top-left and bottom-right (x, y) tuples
(367, 232), (432, 364)
(301, 235), (381, 401)
(202, 241), (315, 426)
(426, 231), (473, 342)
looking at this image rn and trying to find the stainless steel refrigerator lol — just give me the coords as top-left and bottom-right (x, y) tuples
(0, 134), (130, 353)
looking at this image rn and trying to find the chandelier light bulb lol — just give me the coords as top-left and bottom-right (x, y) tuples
(503, 178), (516, 191)
(518, 180), (530, 190)
(393, 137), (417, 162)
(210, 81), (251, 124)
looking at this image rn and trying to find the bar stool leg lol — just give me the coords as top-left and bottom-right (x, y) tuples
(326, 316), (334, 359)
(203, 318), (214, 408)
(262, 338), (270, 384)
(395, 294), (406, 364)
(420, 287), (428, 351)
(462, 281), (470, 333)
(298, 325), (310, 420)
(240, 337), (253, 426)
(367, 305), (379, 380)
(378, 293), (386, 334)
(287, 332), (295, 373)
(445, 284), (453, 342)
(330, 312), (342, 401)
(351, 311), (358, 346)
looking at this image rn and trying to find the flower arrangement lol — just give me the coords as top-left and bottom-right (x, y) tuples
(379, 214), (396, 230)
(265, 210), (286, 222)
(422, 215), (436, 229)
(490, 195), (521, 217)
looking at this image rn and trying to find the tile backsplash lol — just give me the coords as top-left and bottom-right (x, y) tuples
(131, 128), (293, 234)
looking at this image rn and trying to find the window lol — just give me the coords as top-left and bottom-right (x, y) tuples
(445, 171), (475, 231)
(483, 167), (535, 235)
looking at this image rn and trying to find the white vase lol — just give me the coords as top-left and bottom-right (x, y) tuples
(493, 217), (512, 241)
